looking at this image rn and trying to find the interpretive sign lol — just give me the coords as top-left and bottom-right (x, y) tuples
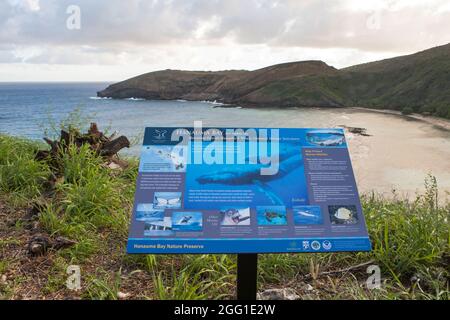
(127, 125), (371, 254)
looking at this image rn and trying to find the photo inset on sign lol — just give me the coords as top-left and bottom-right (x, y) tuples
(154, 192), (182, 209)
(172, 212), (203, 231)
(144, 217), (174, 236)
(328, 205), (358, 225)
(135, 203), (164, 222)
(139, 145), (187, 173)
(220, 207), (251, 226)
(306, 129), (346, 147)
(256, 206), (287, 225)
(293, 206), (323, 225)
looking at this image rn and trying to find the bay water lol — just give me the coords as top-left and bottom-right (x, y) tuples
(1, 82), (449, 199)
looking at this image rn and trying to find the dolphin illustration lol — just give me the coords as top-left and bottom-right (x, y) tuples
(196, 144), (301, 205)
(297, 210), (315, 217)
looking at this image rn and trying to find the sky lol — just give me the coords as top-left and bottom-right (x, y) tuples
(1, 0), (449, 82)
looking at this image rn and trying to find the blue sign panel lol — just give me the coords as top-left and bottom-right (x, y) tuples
(127, 127), (371, 253)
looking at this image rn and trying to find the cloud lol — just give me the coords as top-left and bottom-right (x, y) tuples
(0, 0), (449, 80)
(1, 0), (448, 48)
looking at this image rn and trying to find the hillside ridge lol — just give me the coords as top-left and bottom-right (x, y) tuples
(98, 43), (450, 118)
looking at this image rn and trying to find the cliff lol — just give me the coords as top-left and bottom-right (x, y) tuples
(98, 43), (450, 118)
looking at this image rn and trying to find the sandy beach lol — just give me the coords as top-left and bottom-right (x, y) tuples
(351, 107), (450, 131)
(338, 108), (450, 201)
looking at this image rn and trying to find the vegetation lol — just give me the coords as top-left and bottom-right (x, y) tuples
(401, 107), (414, 115)
(0, 125), (449, 300)
(99, 43), (450, 119)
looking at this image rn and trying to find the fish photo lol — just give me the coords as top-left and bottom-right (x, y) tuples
(328, 205), (359, 225)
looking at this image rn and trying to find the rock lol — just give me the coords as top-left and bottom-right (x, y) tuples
(257, 288), (300, 300)
(107, 162), (122, 170)
(117, 291), (130, 300)
(338, 125), (371, 136)
(305, 284), (314, 291)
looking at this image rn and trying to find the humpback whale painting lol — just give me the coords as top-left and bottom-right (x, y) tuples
(185, 140), (308, 209)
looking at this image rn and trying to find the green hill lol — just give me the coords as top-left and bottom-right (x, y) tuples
(98, 43), (450, 119)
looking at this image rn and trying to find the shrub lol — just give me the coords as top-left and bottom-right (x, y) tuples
(401, 106), (414, 115)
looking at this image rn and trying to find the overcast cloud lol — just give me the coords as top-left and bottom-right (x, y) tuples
(1, 0), (449, 81)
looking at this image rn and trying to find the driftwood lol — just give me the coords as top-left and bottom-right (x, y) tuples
(36, 123), (130, 172)
(28, 234), (77, 256)
(26, 123), (128, 257)
(100, 135), (130, 157)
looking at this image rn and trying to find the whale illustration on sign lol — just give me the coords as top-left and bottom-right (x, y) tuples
(178, 215), (192, 224)
(196, 144), (301, 205)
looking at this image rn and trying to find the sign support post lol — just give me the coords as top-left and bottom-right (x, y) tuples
(236, 253), (258, 300)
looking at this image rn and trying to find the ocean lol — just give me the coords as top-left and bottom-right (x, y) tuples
(1, 82), (450, 196)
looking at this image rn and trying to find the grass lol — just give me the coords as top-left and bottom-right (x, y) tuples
(0, 135), (50, 205)
(83, 268), (122, 300)
(0, 129), (448, 300)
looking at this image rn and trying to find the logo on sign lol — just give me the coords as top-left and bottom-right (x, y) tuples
(311, 241), (321, 251)
(154, 129), (167, 140)
(322, 240), (332, 250)
(302, 241), (310, 250)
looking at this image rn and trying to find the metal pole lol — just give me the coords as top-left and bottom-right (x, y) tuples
(236, 253), (258, 300)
